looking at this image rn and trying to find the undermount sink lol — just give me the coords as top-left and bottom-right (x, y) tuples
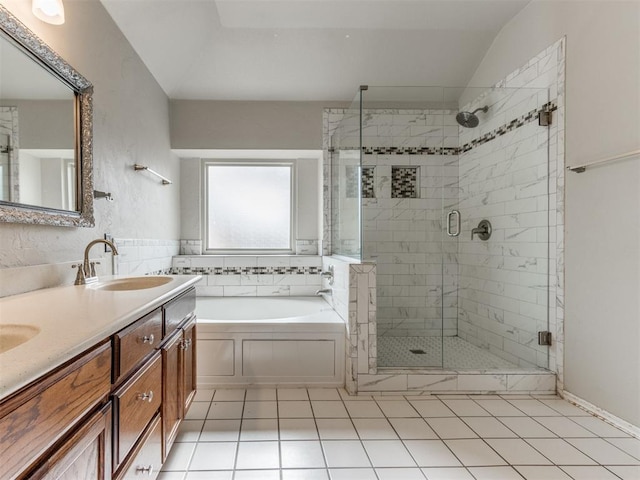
(91, 276), (173, 291)
(0, 324), (41, 354)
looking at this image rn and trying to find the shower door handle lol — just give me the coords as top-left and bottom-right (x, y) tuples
(447, 210), (460, 237)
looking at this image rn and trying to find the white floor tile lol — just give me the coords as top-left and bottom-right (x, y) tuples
(426, 418), (478, 439)
(375, 467), (426, 479)
(193, 389), (215, 402)
(376, 400), (420, 418)
(505, 399), (561, 416)
(560, 466), (621, 479)
(328, 468), (377, 479)
(235, 441), (280, 469)
(184, 402), (210, 420)
(484, 439), (552, 465)
(234, 470), (280, 480)
(185, 472), (232, 480)
(389, 417), (438, 440)
(308, 388), (342, 401)
(280, 418), (319, 440)
(444, 439), (507, 467)
(282, 469), (330, 480)
(404, 440), (462, 467)
(312, 401), (349, 418)
(524, 438), (596, 465)
(569, 416), (632, 438)
(473, 399), (526, 417)
(189, 442), (236, 470)
(538, 399), (590, 416)
(281, 441), (326, 468)
(605, 465), (640, 480)
(442, 399), (491, 417)
(363, 440), (417, 467)
(200, 419), (241, 442)
(162, 442), (197, 471)
(353, 418), (398, 439)
(316, 418), (359, 440)
(566, 438), (640, 465)
(243, 401), (278, 418)
(207, 401), (244, 419)
(532, 416), (596, 438)
(467, 466), (524, 479)
(409, 400), (456, 418)
(322, 440), (372, 468)
(605, 437), (640, 460)
(420, 467), (475, 479)
(240, 418), (279, 441)
(461, 417), (517, 438)
(245, 388), (277, 401)
(344, 400), (385, 418)
(497, 417), (556, 438)
(514, 465), (573, 479)
(213, 389), (246, 401)
(278, 388), (310, 400)
(176, 420), (204, 442)
(280, 400), (314, 418)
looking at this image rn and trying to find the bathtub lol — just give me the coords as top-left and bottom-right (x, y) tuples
(195, 297), (345, 386)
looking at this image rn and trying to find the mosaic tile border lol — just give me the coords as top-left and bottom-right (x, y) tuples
(169, 266), (322, 276)
(356, 100), (558, 156)
(361, 166), (375, 198)
(391, 166), (419, 198)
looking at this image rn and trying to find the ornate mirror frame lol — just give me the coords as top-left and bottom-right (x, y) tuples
(0, 5), (94, 227)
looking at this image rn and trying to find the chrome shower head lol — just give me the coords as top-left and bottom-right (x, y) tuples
(456, 106), (489, 128)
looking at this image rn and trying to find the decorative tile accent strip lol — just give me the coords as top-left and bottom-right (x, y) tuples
(169, 266), (322, 275)
(391, 166), (419, 198)
(361, 166), (375, 198)
(363, 146), (459, 156)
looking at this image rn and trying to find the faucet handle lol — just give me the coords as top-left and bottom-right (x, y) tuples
(89, 261), (101, 277)
(72, 264), (86, 285)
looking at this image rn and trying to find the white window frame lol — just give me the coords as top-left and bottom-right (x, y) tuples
(202, 159), (296, 255)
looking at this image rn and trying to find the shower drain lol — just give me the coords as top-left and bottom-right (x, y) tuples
(409, 349), (426, 354)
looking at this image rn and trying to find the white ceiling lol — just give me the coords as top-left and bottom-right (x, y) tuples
(100, 0), (530, 101)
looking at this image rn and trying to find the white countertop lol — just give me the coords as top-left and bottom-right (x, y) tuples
(0, 275), (201, 400)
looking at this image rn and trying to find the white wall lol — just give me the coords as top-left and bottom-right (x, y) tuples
(468, 1), (640, 427)
(0, 0), (180, 278)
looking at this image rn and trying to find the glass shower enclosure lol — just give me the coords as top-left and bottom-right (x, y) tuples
(331, 85), (552, 372)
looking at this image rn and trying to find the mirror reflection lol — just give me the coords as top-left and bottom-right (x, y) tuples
(0, 33), (77, 211)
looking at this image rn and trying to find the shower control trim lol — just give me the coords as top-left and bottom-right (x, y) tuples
(447, 210), (461, 237)
(471, 219), (492, 241)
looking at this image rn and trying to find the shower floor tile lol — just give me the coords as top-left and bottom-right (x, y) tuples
(377, 336), (519, 369)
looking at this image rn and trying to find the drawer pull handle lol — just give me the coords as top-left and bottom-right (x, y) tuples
(180, 338), (192, 350)
(136, 465), (154, 475)
(137, 390), (154, 402)
(140, 334), (155, 345)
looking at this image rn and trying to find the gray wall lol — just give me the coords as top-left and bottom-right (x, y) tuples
(170, 101), (346, 150)
(0, 0), (180, 268)
(468, 0), (639, 427)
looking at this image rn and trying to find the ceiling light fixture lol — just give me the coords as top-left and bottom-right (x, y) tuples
(32, 0), (65, 25)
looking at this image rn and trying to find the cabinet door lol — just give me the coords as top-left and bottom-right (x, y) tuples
(181, 317), (197, 417)
(161, 331), (182, 461)
(28, 403), (112, 480)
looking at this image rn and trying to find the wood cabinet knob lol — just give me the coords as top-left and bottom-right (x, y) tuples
(139, 334), (155, 345)
(137, 391), (154, 403)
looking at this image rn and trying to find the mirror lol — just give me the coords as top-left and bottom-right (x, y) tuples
(0, 6), (94, 227)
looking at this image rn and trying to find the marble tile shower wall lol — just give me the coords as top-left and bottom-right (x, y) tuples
(171, 255), (323, 297)
(114, 238), (179, 276)
(455, 38), (565, 375)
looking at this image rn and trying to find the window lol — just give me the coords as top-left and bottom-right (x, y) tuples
(204, 161), (294, 253)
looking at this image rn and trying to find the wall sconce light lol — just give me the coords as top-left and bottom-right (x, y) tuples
(32, 0), (65, 25)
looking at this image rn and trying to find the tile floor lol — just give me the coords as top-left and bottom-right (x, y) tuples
(159, 388), (640, 480)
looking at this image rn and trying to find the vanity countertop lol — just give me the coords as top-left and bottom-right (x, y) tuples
(0, 275), (201, 400)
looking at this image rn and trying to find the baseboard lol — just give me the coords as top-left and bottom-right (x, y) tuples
(561, 390), (640, 439)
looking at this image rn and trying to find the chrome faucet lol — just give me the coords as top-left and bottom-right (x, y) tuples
(316, 288), (332, 296)
(73, 238), (119, 285)
(320, 265), (335, 285)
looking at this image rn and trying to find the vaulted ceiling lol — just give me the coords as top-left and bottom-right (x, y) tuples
(100, 0), (530, 101)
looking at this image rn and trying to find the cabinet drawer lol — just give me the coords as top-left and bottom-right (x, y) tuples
(114, 352), (161, 466)
(163, 287), (195, 337)
(113, 309), (163, 383)
(0, 342), (111, 480)
(116, 414), (162, 480)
